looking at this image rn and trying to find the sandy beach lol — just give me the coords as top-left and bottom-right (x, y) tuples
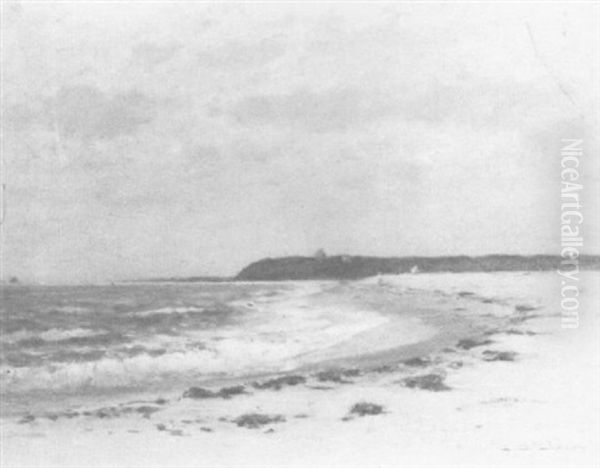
(2, 271), (598, 468)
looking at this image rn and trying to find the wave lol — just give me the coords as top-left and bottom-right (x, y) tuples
(2, 328), (106, 345)
(133, 306), (205, 317)
(1, 341), (308, 392)
(0, 308), (391, 393)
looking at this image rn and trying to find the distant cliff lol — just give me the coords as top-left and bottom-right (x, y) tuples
(235, 254), (600, 281)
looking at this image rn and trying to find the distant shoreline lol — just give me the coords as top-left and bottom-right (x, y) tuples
(145, 253), (600, 283)
(7, 254), (599, 286)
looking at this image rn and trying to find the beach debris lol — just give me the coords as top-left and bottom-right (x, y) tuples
(200, 427), (213, 433)
(252, 375), (306, 390)
(183, 385), (247, 399)
(456, 338), (494, 350)
(347, 402), (385, 418)
(482, 350), (517, 362)
(315, 368), (360, 384)
(458, 291), (475, 297)
(401, 373), (450, 392)
(169, 429), (184, 436)
(156, 423), (167, 431)
(233, 413), (285, 429)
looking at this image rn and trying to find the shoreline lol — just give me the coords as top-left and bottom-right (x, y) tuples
(2, 272), (598, 468)
(1, 278), (497, 416)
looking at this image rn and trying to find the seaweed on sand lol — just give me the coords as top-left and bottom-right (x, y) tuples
(18, 414), (35, 424)
(482, 350), (517, 362)
(252, 375), (306, 390)
(457, 338), (494, 350)
(402, 373), (451, 391)
(218, 385), (246, 398)
(370, 364), (397, 373)
(183, 385), (247, 399)
(135, 406), (161, 418)
(315, 368), (360, 384)
(402, 356), (431, 367)
(233, 413), (285, 429)
(503, 329), (537, 336)
(515, 304), (539, 313)
(349, 402), (385, 417)
(183, 387), (215, 399)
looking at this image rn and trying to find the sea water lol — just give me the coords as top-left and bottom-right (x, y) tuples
(0, 281), (391, 401)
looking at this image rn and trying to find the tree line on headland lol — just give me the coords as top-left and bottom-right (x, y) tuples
(233, 254), (600, 281)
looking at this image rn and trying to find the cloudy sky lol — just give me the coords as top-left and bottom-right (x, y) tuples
(2, 2), (599, 283)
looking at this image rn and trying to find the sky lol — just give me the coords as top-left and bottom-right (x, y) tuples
(1, 1), (599, 284)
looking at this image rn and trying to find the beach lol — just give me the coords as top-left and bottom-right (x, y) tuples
(1, 271), (599, 467)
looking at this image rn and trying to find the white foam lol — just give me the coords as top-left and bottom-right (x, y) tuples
(1, 304), (394, 392)
(40, 328), (103, 342)
(2, 328), (104, 344)
(133, 306), (205, 316)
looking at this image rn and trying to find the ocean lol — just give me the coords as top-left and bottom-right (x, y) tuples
(1, 280), (401, 404)
(0, 282), (306, 396)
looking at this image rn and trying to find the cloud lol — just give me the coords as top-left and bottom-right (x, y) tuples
(131, 42), (181, 69)
(230, 87), (401, 132)
(230, 79), (573, 134)
(197, 36), (286, 69)
(52, 85), (155, 141)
